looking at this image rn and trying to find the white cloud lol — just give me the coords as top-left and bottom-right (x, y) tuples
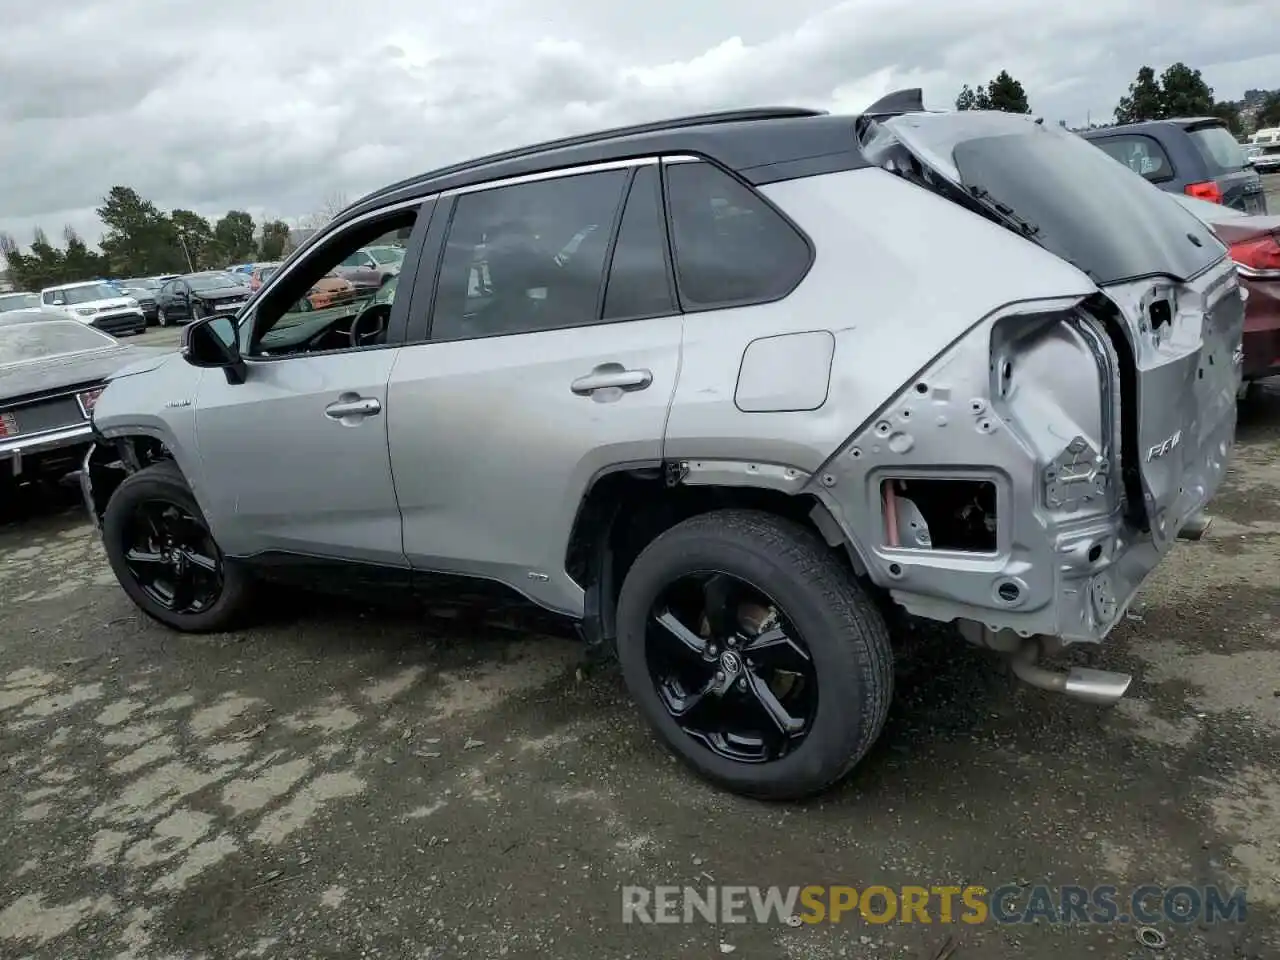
(0, 0), (1276, 256)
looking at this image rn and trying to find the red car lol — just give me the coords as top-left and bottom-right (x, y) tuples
(1176, 195), (1280, 388)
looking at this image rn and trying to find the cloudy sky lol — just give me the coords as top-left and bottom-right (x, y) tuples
(1, 0), (1278, 255)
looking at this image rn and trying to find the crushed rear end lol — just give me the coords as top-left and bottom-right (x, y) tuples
(838, 105), (1243, 690)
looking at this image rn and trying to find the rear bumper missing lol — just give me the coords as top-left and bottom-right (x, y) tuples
(809, 296), (1235, 646)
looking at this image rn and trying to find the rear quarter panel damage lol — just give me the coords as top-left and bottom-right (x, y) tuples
(661, 167), (1098, 475)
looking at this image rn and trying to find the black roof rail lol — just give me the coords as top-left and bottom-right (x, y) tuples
(352, 106), (827, 209)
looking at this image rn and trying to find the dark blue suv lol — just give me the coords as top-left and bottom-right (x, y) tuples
(1080, 117), (1267, 215)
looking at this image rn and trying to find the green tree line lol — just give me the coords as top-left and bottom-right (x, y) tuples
(0, 186), (295, 292)
(955, 62), (1280, 135)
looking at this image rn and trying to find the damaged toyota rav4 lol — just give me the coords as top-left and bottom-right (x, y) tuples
(82, 92), (1244, 800)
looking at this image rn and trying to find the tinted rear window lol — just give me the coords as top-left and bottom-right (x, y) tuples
(951, 130), (1224, 285)
(665, 161), (811, 309)
(1185, 124), (1245, 175)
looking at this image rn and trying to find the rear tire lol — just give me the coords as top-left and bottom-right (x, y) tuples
(102, 461), (255, 632)
(614, 509), (893, 800)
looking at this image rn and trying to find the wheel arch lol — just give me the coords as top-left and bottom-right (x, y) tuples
(564, 458), (872, 653)
(83, 431), (187, 526)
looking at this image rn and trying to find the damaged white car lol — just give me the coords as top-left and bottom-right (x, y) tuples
(81, 91), (1243, 799)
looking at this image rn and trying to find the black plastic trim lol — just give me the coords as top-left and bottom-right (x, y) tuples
(404, 195), (455, 345)
(592, 166), (639, 322)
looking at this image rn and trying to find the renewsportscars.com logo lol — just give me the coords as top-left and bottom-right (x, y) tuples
(620, 884), (1248, 926)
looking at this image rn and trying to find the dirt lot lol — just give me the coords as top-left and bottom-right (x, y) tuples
(0, 375), (1278, 959)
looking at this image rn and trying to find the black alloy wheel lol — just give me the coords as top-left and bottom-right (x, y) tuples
(615, 509), (894, 800)
(101, 461), (255, 632)
(646, 572), (817, 764)
(122, 500), (223, 615)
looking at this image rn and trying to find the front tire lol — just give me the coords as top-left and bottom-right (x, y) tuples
(157, 308), (169, 327)
(101, 461), (254, 632)
(615, 509), (893, 800)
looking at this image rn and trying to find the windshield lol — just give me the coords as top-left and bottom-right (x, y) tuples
(1186, 124), (1246, 175)
(0, 320), (116, 364)
(188, 273), (241, 292)
(369, 247), (403, 264)
(880, 116), (1225, 285)
(56, 283), (123, 304)
(0, 293), (40, 313)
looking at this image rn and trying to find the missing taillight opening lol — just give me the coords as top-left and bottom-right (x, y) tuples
(882, 478), (997, 553)
(1148, 299), (1172, 332)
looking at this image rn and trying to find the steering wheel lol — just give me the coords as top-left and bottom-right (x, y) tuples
(348, 303), (391, 348)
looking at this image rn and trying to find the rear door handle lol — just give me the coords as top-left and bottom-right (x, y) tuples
(570, 364), (653, 396)
(325, 396), (382, 419)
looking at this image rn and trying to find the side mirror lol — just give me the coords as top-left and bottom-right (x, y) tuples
(182, 315), (246, 384)
(52, 299), (65, 306)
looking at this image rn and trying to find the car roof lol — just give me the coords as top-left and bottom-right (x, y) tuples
(336, 106), (871, 228)
(1081, 116), (1226, 137)
(42, 280), (113, 291)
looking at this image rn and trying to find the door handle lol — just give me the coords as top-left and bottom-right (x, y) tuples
(570, 364), (653, 396)
(325, 396), (382, 419)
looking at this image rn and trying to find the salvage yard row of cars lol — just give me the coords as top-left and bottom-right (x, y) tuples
(3, 96), (1280, 801)
(0, 243), (408, 336)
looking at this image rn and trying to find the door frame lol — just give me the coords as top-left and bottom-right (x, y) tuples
(231, 196), (439, 364)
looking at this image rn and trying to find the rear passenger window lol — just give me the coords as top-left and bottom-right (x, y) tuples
(1089, 135), (1174, 182)
(602, 166), (675, 320)
(664, 161), (810, 309)
(430, 170), (628, 341)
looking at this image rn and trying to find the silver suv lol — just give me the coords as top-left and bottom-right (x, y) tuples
(82, 94), (1245, 800)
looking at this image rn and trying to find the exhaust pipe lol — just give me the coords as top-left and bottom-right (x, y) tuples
(1009, 640), (1131, 704)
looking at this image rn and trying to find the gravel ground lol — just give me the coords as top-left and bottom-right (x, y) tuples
(1, 381), (1278, 959)
(2, 194), (1279, 957)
